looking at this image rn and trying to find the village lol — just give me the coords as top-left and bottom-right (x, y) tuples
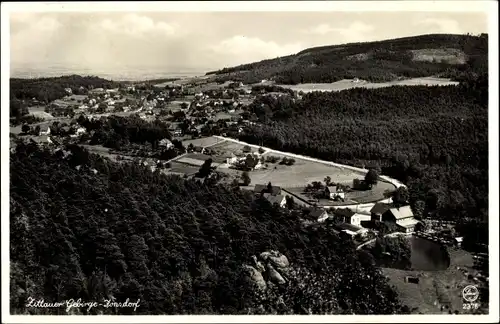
(11, 76), (468, 249)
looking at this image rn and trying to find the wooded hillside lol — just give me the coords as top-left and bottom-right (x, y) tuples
(239, 75), (488, 230)
(207, 34), (488, 84)
(10, 142), (407, 315)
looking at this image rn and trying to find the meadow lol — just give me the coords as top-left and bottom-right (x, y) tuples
(277, 77), (459, 93)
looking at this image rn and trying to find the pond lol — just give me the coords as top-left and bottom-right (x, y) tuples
(409, 236), (450, 271)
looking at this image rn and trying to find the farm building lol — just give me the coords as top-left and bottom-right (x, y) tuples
(381, 205), (420, 233)
(332, 208), (372, 227)
(303, 208), (329, 223)
(38, 125), (51, 136)
(454, 237), (464, 247)
(325, 185), (345, 200)
(370, 203), (391, 222)
(254, 184), (282, 196)
(263, 193), (287, 208)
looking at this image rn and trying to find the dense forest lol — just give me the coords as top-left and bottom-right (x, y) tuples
(238, 75), (488, 245)
(206, 34), (488, 84)
(10, 75), (119, 103)
(77, 115), (173, 150)
(10, 142), (408, 315)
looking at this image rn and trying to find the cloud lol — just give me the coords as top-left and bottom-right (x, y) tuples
(10, 15), (62, 64)
(303, 21), (375, 42)
(209, 35), (302, 66)
(416, 18), (463, 34)
(99, 14), (179, 37)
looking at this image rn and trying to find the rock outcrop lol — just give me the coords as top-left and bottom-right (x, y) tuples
(243, 250), (291, 290)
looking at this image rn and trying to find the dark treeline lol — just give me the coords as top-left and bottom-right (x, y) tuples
(10, 142), (407, 314)
(251, 84), (296, 96)
(238, 76), (488, 233)
(207, 34), (488, 84)
(10, 75), (119, 103)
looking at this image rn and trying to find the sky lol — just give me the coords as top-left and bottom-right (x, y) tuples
(9, 9), (489, 75)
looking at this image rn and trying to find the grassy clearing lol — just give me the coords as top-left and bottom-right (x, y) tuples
(169, 162), (199, 175)
(278, 77), (459, 93)
(182, 136), (225, 148)
(210, 140), (257, 154)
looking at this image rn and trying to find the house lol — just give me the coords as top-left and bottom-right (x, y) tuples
(263, 193), (287, 208)
(64, 88), (72, 95)
(370, 203), (391, 222)
(382, 205), (420, 233)
(332, 208), (371, 227)
(304, 208), (329, 222)
(38, 125), (51, 136)
(454, 237), (464, 247)
(254, 184), (281, 196)
(312, 209), (329, 222)
(325, 185), (345, 200)
(159, 138), (174, 149)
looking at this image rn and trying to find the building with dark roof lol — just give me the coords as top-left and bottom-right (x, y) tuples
(262, 193), (286, 207)
(370, 203), (391, 222)
(254, 184), (282, 196)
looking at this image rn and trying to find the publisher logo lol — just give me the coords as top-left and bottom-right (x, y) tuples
(462, 285), (479, 303)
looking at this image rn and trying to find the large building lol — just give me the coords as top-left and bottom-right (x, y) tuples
(383, 206), (420, 233)
(370, 203), (420, 233)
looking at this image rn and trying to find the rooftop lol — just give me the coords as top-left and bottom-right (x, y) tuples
(332, 208), (355, 218)
(396, 217), (420, 228)
(389, 205), (414, 220)
(254, 184), (281, 196)
(263, 193), (285, 205)
(370, 202), (391, 215)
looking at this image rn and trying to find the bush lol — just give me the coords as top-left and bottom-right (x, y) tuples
(241, 171), (251, 186)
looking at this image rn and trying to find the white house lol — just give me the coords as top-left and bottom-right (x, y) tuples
(39, 126), (51, 136)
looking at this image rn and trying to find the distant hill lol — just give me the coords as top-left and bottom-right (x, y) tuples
(206, 34), (488, 84)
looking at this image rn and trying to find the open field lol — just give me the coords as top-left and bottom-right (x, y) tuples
(182, 137), (226, 148)
(220, 157), (360, 188)
(278, 77), (459, 93)
(210, 140), (259, 154)
(173, 137), (398, 202)
(176, 156), (224, 168)
(169, 161), (199, 175)
(382, 248), (486, 314)
(184, 152), (227, 164)
(214, 111), (242, 121)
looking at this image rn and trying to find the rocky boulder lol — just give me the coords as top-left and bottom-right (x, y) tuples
(244, 250), (291, 290)
(243, 264), (267, 291)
